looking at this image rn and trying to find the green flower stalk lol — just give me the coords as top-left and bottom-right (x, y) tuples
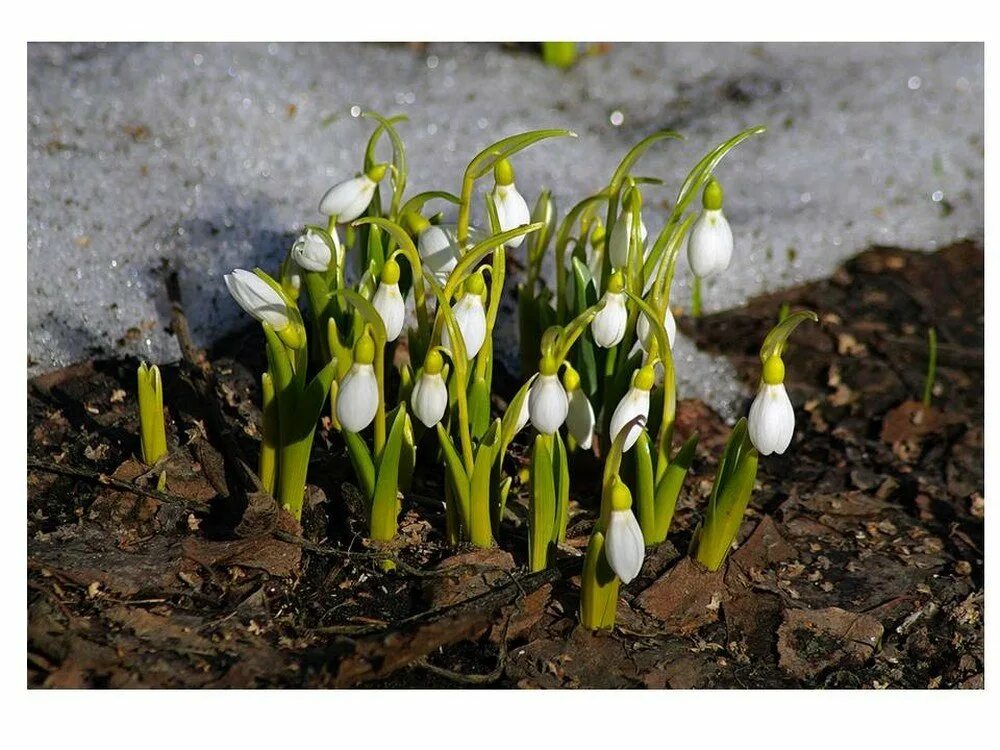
(522, 304), (602, 569)
(136, 362), (167, 465)
(225, 268), (336, 521)
(580, 447), (646, 631)
(259, 371), (278, 496)
(693, 311), (817, 570)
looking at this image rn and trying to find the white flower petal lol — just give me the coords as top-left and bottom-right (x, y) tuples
(319, 175), (376, 222)
(687, 208), (733, 277)
(494, 183), (531, 247)
(336, 364), (379, 432)
(591, 291), (627, 348)
(748, 383), (795, 455)
(528, 374), (568, 434)
(441, 294), (487, 358)
(372, 282), (405, 341)
(566, 389), (595, 449)
(411, 372), (448, 428)
(608, 387), (650, 452)
(224, 269), (290, 330)
(606, 509), (645, 583)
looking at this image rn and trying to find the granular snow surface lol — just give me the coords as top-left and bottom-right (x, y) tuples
(27, 42), (983, 415)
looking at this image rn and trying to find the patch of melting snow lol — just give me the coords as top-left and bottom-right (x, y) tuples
(27, 43), (983, 416)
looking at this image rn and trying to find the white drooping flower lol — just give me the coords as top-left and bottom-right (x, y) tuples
(565, 372), (595, 450)
(748, 355), (795, 456)
(410, 350), (448, 428)
(636, 304), (677, 351)
(609, 365), (655, 452)
(591, 272), (628, 349)
(440, 276), (487, 358)
(605, 481), (645, 584)
(491, 159), (531, 248)
(608, 190), (648, 268)
(417, 223), (459, 283)
(318, 163), (387, 223)
(687, 178), (733, 277)
(224, 269), (292, 331)
(371, 258), (405, 342)
(336, 334), (379, 433)
(528, 360), (569, 435)
(291, 229), (332, 272)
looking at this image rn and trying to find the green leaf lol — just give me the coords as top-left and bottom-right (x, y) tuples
(571, 257), (599, 396)
(759, 310), (819, 364)
(529, 435), (557, 572)
(344, 431), (376, 503)
(607, 130), (683, 197)
(652, 433), (697, 542)
(695, 428), (758, 572)
(332, 287), (388, 343)
(579, 530), (620, 630)
(370, 405), (409, 541)
(552, 431), (570, 544)
(634, 431), (656, 544)
(499, 375), (534, 455)
(468, 375), (491, 441)
(436, 423), (471, 530)
(469, 423), (499, 547)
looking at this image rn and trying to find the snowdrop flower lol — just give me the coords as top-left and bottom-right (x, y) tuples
(687, 178), (733, 277)
(441, 274), (487, 358)
(336, 333), (380, 433)
(407, 213), (459, 284)
(225, 269), (302, 348)
(371, 258), (405, 342)
(410, 350), (448, 428)
(290, 229), (332, 272)
(748, 355), (795, 456)
(528, 356), (569, 435)
(636, 303), (677, 351)
(563, 366), (594, 450)
(319, 163), (387, 223)
(591, 272), (627, 348)
(609, 365), (655, 452)
(608, 189), (647, 269)
(605, 480), (645, 584)
(491, 159), (531, 248)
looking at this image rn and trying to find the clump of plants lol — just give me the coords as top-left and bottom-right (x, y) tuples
(140, 112), (816, 628)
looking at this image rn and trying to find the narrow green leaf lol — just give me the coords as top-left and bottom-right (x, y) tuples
(579, 530), (621, 630)
(529, 435), (557, 571)
(553, 431), (570, 544)
(651, 433), (697, 542)
(436, 423), (471, 530)
(344, 431), (376, 503)
(634, 431), (656, 544)
(370, 405), (408, 541)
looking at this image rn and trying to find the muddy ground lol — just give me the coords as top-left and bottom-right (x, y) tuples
(27, 242), (983, 688)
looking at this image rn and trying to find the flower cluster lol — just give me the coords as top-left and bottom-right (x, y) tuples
(214, 112), (815, 613)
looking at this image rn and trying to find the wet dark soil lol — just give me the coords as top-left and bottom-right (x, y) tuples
(27, 242), (983, 688)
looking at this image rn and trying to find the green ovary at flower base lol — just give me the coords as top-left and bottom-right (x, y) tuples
(136, 362), (168, 466)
